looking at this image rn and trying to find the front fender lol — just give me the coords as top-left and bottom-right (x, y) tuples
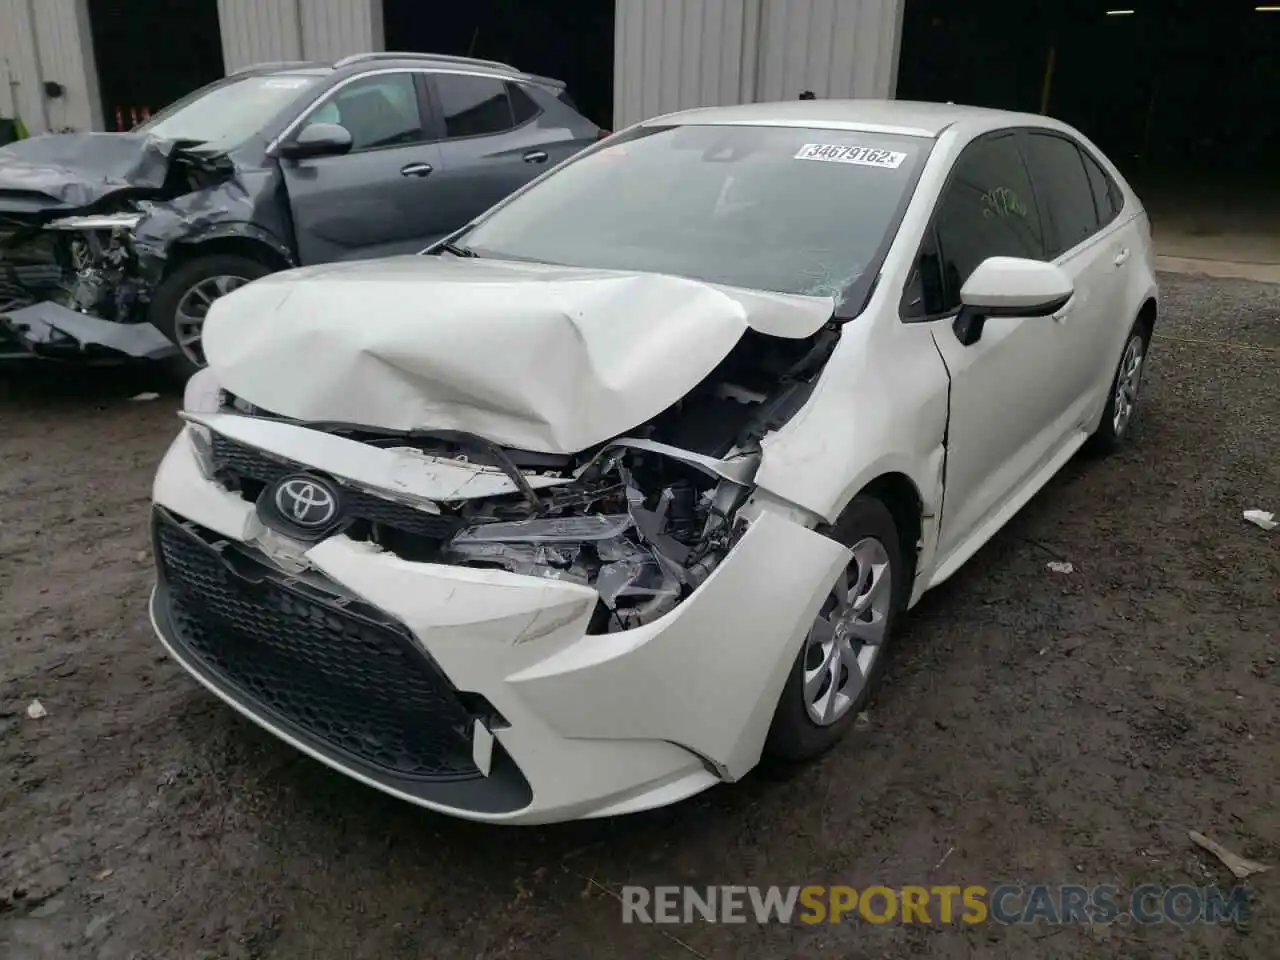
(753, 321), (949, 524)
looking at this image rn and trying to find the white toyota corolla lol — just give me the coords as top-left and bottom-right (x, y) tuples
(151, 100), (1157, 824)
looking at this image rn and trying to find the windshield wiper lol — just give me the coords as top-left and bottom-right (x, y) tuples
(439, 240), (477, 258)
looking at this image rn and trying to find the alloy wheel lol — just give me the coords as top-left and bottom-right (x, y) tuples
(802, 537), (893, 726)
(1112, 333), (1145, 436)
(173, 274), (249, 368)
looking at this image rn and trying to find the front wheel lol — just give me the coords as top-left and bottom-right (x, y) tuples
(764, 496), (907, 762)
(149, 254), (272, 376)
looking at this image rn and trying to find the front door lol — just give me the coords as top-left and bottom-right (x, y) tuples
(925, 132), (1077, 563)
(281, 71), (445, 264)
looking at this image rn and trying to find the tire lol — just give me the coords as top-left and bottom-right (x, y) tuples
(764, 496), (908, 763)
(1085, 318), (1150, 456)
(149, 254), (273, 378)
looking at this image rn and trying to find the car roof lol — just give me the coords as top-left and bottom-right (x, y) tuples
(234, 53), (563, 91)
(646, 99), (1070, 139)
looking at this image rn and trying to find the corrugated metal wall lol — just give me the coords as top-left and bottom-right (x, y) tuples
(757, 0), (904, 102)
(300, 0), (383, 63)
(613, 0), (905, 130)
(0, 0), (100, 133)
(217, 0), (384, 73)
(216, 0), (304, 69)
(613, 0), (761, 129)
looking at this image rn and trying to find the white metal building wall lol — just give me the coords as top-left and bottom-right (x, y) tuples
(0, 0), (101, 134)
(613, 0), (905, 131)
(217, 0), (385, 73)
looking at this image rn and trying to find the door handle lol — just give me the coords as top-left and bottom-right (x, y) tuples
(1113, 247), (1131, 267)
(522, 150), (549, 164)
(400, 162), (433, 178)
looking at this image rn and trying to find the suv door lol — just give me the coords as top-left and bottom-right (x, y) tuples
(920, 132), (1077, 564)
(1018, 130), (1128, 419)
(420, 72), (573, 234)
(279, 71), (445, 263)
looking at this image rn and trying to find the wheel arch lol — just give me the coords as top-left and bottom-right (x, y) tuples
(163, 233), (295, 276)
(1136, 296), (1157, 339)
(845, 471), (925, 593)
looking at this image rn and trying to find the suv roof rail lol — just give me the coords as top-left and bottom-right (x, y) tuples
(334, 51), (515, 72)
(229, 60), (316, 76)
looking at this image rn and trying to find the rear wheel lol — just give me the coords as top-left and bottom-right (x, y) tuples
(1086, 318), (1149, 455)
(149, 254), (272, 377)
(764, 496), (907, 762)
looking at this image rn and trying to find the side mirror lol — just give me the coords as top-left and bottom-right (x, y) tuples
(279, 122), (353, 161)
(953, 257), (1073, 346)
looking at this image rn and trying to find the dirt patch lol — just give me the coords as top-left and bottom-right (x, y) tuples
(1, 274), (1277, 959)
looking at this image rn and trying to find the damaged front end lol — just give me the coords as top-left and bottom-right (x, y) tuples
(0, 133), (270, 361)
(192, 308), (839, 633)
(198, 417), (755, 634)
(438, 440), (747, 632)
(0, 210), (171, 360)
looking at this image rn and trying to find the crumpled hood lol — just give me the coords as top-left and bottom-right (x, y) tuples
(203, 255), (836, 454)
(0, 133), (178, 211)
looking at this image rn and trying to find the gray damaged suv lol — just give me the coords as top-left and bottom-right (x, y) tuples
(0, 52), (602, 371)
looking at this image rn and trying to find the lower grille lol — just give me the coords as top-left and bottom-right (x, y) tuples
(154, 509), (480, 781)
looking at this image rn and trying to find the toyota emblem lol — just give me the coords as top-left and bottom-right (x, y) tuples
(274, 476), (339, 528)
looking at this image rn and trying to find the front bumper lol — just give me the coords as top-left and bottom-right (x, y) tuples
(0, 301), (176, 362)
(150, 429), (848, 823)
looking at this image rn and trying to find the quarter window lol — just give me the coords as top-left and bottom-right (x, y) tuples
(1080, 147), (1123, 227)
(1021, 132), (1103, 256)
(508, 83), (541, 125)
(434, 74), (515, 138)
(931, 133), (1046, 310)
(303, 73), (423, 152)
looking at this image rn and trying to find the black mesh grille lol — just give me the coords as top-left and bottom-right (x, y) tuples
(154, 511), (480, 780)
(210, 434), (465, 540)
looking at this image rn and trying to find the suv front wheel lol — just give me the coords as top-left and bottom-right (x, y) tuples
(150, 254), (272, 376)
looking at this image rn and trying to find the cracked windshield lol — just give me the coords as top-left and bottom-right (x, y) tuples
(461, 123), (929, 307)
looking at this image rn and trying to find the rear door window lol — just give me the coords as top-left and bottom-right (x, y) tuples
(1021, 132), (1104, 256)
(433, 74), (515, 138)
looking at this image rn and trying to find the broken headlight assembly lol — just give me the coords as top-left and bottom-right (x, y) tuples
(13, 211), (149, 322)
(440, 446), (749, 634)
(181, 367), (225, 478)
(443, 513), (686, 631)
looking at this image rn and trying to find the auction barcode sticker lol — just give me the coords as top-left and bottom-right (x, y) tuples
(794, 144), (907, 169)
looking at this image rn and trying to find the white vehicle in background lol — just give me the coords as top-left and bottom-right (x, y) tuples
(150, 100), (1157, 824)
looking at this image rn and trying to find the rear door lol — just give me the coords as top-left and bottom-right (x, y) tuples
(280, 71), (445, 264)
(1018, 131), (1130, 422)
(419, 72), (578, 235)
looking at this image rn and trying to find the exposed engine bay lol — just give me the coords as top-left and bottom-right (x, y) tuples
(0, 133), (290, 359)
(200, 319), (839, 634)
(0, 214), (146, 322)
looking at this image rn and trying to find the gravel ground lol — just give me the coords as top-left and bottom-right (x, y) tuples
(1, 273), (1277, 960)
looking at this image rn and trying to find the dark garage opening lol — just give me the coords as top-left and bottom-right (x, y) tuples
(89, 0), (225, 131)
(382, 0), (615, 128)
(897, 0), (1280, 254)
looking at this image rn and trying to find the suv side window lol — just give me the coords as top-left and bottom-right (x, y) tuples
(434, 74), (516, 138)
(1020, 132), (1102, 256)
(304, 73), (424, 152)
(927, 133), (1046, 313)
(508, 82), (542, 125)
